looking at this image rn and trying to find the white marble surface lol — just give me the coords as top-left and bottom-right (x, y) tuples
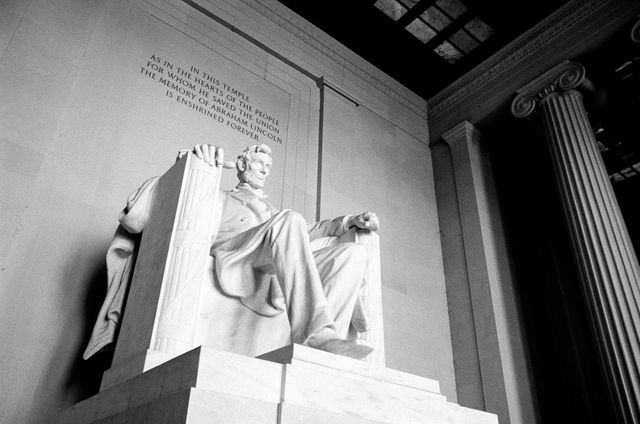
(194, 347), (283, 402)
(58, 345), (496, 424)
(265, 344), (495, 424)
(57, 346), (282, 424)
(83, 389), (278, 424)
(283, 364), (451, 423)
(258, 344), (440, 393)
(187, 389), (278, 424)
(279, 403), (388, 424)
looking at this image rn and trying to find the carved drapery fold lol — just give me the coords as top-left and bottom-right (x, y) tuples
(512, 61), (640, 423)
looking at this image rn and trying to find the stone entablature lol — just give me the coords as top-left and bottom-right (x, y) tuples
(427, 0), (640, 141)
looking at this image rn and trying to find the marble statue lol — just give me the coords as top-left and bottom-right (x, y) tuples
(84, 143), (380, 361)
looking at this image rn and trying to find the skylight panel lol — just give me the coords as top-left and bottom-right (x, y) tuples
(435, 0), (467, 19)
(371, 0), (496, 66)
(450, 29), (479, 53)
(374, 0), (408, 21)
(464, 17), (494, 42)
(434, 41), (463, 63)
(398, 0), (420, 8)
(421, 6), (451, 31)
(406, 19), (437, 43)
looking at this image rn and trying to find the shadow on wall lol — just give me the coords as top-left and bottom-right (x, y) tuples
(63, 255), (113, 394)
(31, 252), (113, 423)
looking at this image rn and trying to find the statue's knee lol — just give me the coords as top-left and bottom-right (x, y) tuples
(341, 242), (367, 261)
(281, 210), (306, 229)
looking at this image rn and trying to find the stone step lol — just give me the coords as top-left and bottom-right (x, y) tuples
(88, 389), (279, 424)
(56, 345), (497, 424)
(258, 343), (442, 394)
(56, 347), (282, 424)
(86, 388), (390, 424)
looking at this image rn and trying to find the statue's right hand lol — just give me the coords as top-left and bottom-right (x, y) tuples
(193, 144), (217, 166)
(179, 144), (235, 169)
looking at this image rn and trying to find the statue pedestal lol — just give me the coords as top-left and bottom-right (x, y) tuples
(58, 345), (497, 423)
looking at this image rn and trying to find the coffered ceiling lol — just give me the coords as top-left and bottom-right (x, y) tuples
(275, 0), (572, 100)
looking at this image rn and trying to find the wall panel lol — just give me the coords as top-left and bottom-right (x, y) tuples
(321, 89), (454, 399)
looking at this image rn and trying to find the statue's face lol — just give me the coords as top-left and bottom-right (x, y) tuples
(241, 151), (272, 189)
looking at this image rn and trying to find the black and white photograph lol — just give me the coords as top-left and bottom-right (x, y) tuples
(2, 0), (640, 423)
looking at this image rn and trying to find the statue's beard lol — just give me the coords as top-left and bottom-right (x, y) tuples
(241, 171), (266, 189)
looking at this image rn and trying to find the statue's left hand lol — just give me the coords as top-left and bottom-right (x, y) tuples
(350, 212), (380, 232)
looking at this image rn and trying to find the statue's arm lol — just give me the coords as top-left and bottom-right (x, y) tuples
(307, 211), (380, 240)
(345, 212), (379, 232)
(307, 215), (351, 240)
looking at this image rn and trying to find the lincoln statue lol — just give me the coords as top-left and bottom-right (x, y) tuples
(84, 143), (380, 360)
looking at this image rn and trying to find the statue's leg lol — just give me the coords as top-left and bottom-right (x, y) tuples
(313, 242), (367, 339)
(261, 210), (336, 343)
(214, 210), (373, 358)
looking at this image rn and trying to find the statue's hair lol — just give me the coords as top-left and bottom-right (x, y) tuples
(237, 144), (272, 180)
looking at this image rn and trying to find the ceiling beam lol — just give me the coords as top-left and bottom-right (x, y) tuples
(397, 0), (436, 27)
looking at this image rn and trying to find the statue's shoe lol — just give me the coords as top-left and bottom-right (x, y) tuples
(307, 337), (374, 359)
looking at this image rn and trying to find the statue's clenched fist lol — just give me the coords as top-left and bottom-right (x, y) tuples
(348, 211), (380, 232)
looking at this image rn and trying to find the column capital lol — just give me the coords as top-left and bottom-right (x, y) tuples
(511, 61), (594, 118)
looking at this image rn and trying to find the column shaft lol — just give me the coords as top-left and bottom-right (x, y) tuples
(539, 89), (640, 423)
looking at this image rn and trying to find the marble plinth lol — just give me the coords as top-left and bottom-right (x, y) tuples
(57, 345), (497, 424)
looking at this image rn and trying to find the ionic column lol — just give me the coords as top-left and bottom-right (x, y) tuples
(512, 61), (640, 423)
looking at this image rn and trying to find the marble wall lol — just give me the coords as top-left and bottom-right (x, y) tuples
(321, 90), (453, 392)
(0, 0), (449, 422)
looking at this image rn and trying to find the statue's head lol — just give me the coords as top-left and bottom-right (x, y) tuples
(236, 144), (272, 189)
